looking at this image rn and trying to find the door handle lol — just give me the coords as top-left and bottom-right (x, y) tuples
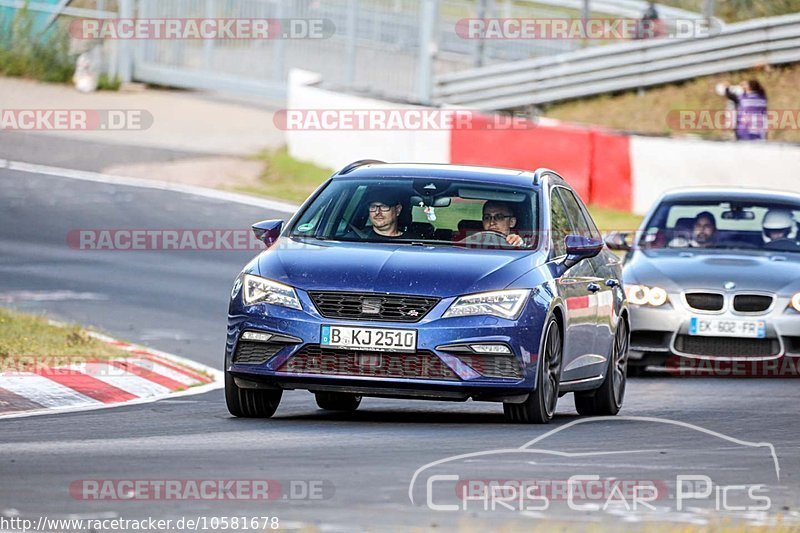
(605, 279), (619, 288)
(587, 283), (601, 293)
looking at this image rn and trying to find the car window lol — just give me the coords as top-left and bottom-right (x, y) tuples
(410, 197), (483, 230)
(550, 190), (571, 257)
(639, 200), (800, 253)
(556, 187), (594, 238)
(289, 177), (539, 249)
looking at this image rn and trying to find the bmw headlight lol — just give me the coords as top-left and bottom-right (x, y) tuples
(242, 274), (302, 310)
(443, 289), (531, 320)
(791, 293), (800, 313)
(625, 284), (668, 307)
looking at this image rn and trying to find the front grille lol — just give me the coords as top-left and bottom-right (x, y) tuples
(674, 335), (779, 357)
(277, 345), (459, 380)
(233, 341), (283, 365)
(308, 291), (439, 323)
(733, 294), (773, 313)
(454, 355), (523, 379)
(685, 292), (724, 311)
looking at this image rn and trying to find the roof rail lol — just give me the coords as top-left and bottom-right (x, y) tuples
(531, 167), (559, 186)
(337, 159), (386, 175)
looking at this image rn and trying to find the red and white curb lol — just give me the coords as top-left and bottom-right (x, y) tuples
(0, 331), (223, 419)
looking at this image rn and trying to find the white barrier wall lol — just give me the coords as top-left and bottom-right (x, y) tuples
(630, 136), (800, 214)
(286, 70), (450, 171)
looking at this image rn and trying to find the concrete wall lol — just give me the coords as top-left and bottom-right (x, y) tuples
(286, 69), (800, 215)
(285, 70), (450, 171)
(630, 136), (800, 214)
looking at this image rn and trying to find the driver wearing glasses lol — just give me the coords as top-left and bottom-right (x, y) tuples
(365, 190), (405, 239)
(482, 201), (523, 247)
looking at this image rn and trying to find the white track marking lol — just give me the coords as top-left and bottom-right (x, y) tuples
(59, 362), (172, 398)
(127, 359), (200, 387)
(0, 374), (99, 408)
(1, 159), (300, 213)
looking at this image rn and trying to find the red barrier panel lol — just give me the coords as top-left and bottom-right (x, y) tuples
(590, 130), (632, 211)
(449, 114), (633, 211)
(450, 114), (592, 201)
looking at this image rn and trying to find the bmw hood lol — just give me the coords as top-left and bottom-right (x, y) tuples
(625, 249), (800, 294)
(255, 238), (540, 298)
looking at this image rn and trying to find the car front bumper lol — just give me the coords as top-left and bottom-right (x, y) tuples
(628, 292), (800, 363)
(225, 293), (545, 402)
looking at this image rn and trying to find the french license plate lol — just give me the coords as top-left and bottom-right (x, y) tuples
(689, 317), (766, 338)
(320, 325), (417, 352)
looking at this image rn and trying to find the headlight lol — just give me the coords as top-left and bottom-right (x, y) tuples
(242, 274), (302, 310)
(791, 293), (800, 313)
(443, 289), (531, 320)
(625, 284), (668, 307)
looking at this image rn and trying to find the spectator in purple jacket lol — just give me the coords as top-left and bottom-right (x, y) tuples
(716, 79), (768, 140)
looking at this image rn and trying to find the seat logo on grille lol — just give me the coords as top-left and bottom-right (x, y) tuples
(406, 309), (419, 317)
(361, 298), (382, 315)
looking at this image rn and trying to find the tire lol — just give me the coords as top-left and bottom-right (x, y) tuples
(575, 319), (629, 416)
(225, 369), (282, 418)
(315, 392), (362, 411)
(504, 316), (563, 424)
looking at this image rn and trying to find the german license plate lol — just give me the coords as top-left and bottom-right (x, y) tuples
(689, 317), (766, 338)
(320, 325), (417, 352)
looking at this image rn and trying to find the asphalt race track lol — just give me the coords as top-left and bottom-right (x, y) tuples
(1, 169), (799, 530)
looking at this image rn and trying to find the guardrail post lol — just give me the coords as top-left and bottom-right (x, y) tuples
(203, 0), (215, 69)
(345, 0), (358, 86)
(117, 0), (133, 83)
(703, 0), (716, 21)
(417, 0), (438, 104)
(272, 0), (286, 82)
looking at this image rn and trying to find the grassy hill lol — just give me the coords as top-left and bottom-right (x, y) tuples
(541, 63), (800, 143)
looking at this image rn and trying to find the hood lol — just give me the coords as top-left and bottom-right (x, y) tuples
(255, 238), (541, 298)
(625, 249), (800, 294)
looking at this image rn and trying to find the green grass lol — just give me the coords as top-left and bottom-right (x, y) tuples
(589, 205), (643, 233)
(97, 73), (122, 91)
(657, 0), (800, 22)
(0, 5), (75, 83)
(235, 148), (334, 204)
(0, 308), (129, 364)
(541, 63), (800, 143)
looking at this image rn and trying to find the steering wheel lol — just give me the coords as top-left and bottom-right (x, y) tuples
(459, 230), (509, 247)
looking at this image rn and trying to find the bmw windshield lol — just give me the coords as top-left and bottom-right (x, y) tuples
(638, 200), (800, 253)
(289, 178), (539, 249)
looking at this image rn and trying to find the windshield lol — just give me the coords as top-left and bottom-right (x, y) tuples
(639, 199), (800, 253)
(289, 178), (539, 249)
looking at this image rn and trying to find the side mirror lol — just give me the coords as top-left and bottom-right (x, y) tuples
(604, 231), (632, 251)
(252, 219), (284, 247)
(563, 235), (604, 268)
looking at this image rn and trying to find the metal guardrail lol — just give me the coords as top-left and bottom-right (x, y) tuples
(434, 13), (800, 110)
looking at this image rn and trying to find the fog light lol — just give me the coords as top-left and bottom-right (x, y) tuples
(241, 331), (273, 342)
(470, 344), (511, 354)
